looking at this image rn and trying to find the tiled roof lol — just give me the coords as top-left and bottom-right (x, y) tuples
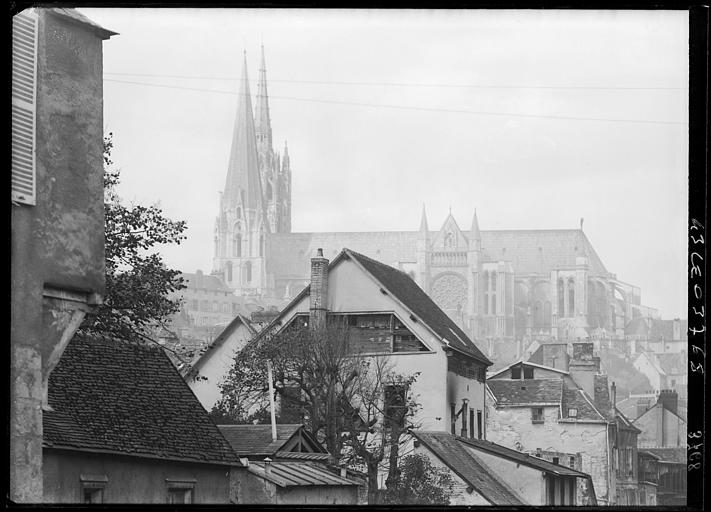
(346, 249), (491, 365)
(487, 379), (563, 406)
(183, 314), (255, 378)
(561, 382), (607, 421)
(457, 436), (591, 478)
(217, 424), (326, 457)
(266, 228), (608, 279)
(45, 334), (240, 466)
(248, 461), (358, 487)
(412, 432), (523, 505)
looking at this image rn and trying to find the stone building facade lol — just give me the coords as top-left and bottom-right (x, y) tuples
(10, 8), (114, 502)
(203, 45), (656, 365)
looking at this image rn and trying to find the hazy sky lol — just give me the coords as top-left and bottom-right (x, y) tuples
(82, 9), (689, 318)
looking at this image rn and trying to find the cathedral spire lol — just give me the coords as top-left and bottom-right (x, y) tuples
(419, 203), (429, 232)
(471, 209), (481, 250)
(222, 51), (262, 213)
(254, 44), (272, 146)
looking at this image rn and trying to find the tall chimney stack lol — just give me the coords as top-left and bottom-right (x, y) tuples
(309, 248), (329, 329)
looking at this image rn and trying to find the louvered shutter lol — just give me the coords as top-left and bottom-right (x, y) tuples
(12, 10), (38, 206)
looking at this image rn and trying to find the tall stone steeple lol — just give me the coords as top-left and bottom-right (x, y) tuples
(213, 51), (268, 296)
(471, 209), (481, 251)
(222, 52), (262, 215)
(255, 44), (272, 148)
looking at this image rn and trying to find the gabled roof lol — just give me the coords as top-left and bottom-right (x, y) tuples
(561, 379), (609, 422)
(44, 334), (240, 466)
(217, 424), (326, 457)
(488, 359), (568, 380)
(183, 314), (255, 378)
(248, 461), (357, 487)
(412, 432), (523, 505)
(456, 436), (591, 478)
(345, 249), (491, 365)
(487, 379), (563, 407)
(615, 407), (642, 433)
(256, 248), (491, 366)
(634, 402), (687, 425)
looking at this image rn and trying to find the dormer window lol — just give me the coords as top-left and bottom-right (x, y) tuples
(568, 408), (578, 418)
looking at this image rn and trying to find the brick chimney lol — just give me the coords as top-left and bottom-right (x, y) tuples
(568, 342), (600, 398)
(593, 374), (613, 418)
(309, 248), (329, 329)
(657, 389), (678, 416)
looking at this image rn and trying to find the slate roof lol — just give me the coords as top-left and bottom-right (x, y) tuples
(487, 379), (563, 406)
(346, 249), (491, 365)
(183, 314), (255, 378)
(248, 461), (357, 487)
(44, 334), (240, 466)
(217, 424), (326, 457)
(266, 228), (608, 279)
(456, 436), (591, 478)
(412, 432), (523, 505)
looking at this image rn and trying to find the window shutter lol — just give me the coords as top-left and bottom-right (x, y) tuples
(12, 10), (38, 206)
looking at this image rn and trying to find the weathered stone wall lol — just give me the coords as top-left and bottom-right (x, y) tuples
(11, 9), (109, 502)
(486, 404), (612, 503)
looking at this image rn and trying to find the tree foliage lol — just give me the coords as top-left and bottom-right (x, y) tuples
(214, 318), (421, 502)
(79, 133), (187, 344)
(381, 453), (454, 505)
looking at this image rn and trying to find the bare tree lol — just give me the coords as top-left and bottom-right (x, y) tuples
(215, 319), (421, 503)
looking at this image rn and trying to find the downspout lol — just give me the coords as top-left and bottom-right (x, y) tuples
(604, 422), (613, 506)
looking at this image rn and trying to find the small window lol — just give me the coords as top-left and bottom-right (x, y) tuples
(569, 456), (575, 469)
(166, 479), (195, 504)
(532, 407), (544, 424)
(568, 408), (578, 418)
(511, 366), (521, 379)
(384, 384), (407, 429)
(523, 366), (534, 379)
(552, 457), (559, 465)
(80, 474), (107, 504)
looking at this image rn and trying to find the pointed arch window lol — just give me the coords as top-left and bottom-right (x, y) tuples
(568, 279), (575, 317)
(243, 261), (252, 284)
(483, 272), (489, 315)
(259, 229), (264, 257)
(534, 301), (543, 328)
(226, 261), (233, 282)
(233, 223), (242, 257)
(266, 182), (273, 201)
(558, 279), (565, 317)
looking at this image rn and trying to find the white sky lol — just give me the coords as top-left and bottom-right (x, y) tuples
(81, 8), (689, 319)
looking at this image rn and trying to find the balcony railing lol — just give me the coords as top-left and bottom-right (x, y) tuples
(430, 251), (468, 267)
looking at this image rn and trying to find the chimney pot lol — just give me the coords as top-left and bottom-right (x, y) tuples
(317, 248), (323, 257)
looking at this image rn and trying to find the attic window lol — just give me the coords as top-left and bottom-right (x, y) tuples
(568, 408), (578, 418)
